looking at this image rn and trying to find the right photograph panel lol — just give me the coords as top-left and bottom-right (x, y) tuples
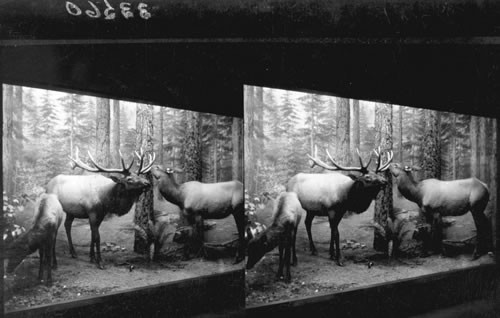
(244, 85), (496, 306)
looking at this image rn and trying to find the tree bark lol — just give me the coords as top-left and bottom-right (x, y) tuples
(478, 117), (488, 184)
(3, 85), (14, 198)
(244, 86), (256, 196)
(134, 104), (155, 254)
(351, 99), (360, 162)
(492, 119), (498, 250)
(374, 103), (393, 252)
(213, 115), (219, 182)
(110, 100), (121, 167)
(232, 117), (243, 181)
(422, 109), (441, 179)
(451, 113), (457, 180)
(159, 107), (164, 166)
(336, 97), (350, 165)
(95, 97), (111, 167)
(470, 116), (479, 178)
(13, 86), (23, 193)
(399, 106), (403, 164)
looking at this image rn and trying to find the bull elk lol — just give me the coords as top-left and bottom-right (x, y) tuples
(389, 163), (492, 259)
(5, 194), (64, 285)
(46, 147), (155, 269)
(287, 148), (393, 266)
(246, 192), (304, 282)
(150, 165), (245, 264)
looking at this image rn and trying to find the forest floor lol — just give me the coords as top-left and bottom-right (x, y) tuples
(245, 192), (496, 307)
(3, 195), (243, 312)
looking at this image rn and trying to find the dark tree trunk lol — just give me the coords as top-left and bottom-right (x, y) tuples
(451, 113), (457, 180)
(470, 116), (479, 178)
(3, 85), (14, 198)
(255, 87), (264, 194)
(13, 86), (23, 193)
(478, 117), (488, 184)
(336, 97), (350, 165)
(399, 106), (403, 164)
(244, 86), (256, 196)
(422, 109), (441, 180)
(95, 97), (111, 167)
(134, 104), (155, 254)
(232, 117), (243, 182)
(213, 116), (218, 182)
(492, 119), (498, 250)
(351, 99), (360, 162)
(374, 103), (393, 252)
(159, 107), (164, 166)
(110, 100), (121, 167)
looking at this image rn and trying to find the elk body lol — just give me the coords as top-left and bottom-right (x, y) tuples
(287, 148), (393, 266)
(246, 192), (304, 282)
(389, 163), (491, 259)
(46, 148), (155, 269)
(150, 165), (246, 263)
(5, 194), (64, 285)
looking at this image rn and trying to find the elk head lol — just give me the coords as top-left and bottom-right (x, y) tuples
(388, 163), (421, 183)
(68, 147), (156, 191)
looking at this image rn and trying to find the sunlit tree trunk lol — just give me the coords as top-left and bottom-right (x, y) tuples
(336, 97), (350, 165)
(3, 85), (14, 198)
(470, 116), (479, 178)
(244, 86), (256, 196)
(351, 99), (360, 162)
(374, 103), (393, 252)
(110, 100), (121, 167)
(95, 97), (111, 167)
(134, 104), (154, 254)
(422, 109), (441, 180)
(232, 117), (243, 182)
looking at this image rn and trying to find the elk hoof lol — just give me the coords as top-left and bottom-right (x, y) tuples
(292, 259), (298, 267)
(70, 252), (78, 258)
(336, 259), (344, 267)
(284, 276), (292, 284)
(96, 263), (105, 270)
(310, 249), (318, 256)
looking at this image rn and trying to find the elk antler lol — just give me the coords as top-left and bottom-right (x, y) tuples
(373, 147), (394, 173)
(69, 147), (134, 174)
(134, 148), (156, 174)
(308, 148), (372, 174)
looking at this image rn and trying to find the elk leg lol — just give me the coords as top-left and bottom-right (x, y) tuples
(431, 212), (443, 255)
(330, 212), (343, 266)
(292, 226), (298, 266)
(305, 212), (317, 255)
(52, 231), (58, 270)
(38, 247), (45, 281)
(89, 215), (104, 269)
(233, 211), (246, 264)
(64, 214), (77, 258)
(45, 236), (54, 286)
(284, 228), (292, 283)
(471, 211), (492, 259)
(277, 239), (284, 280)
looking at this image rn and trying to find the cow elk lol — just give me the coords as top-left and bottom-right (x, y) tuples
(246, 192), (304, 282)
(150, 165), (245, 264)
(5, 194), (64, 285)
(389, 163), (491, 259)
(46, 147), (155, 269)
(287, 148), (393, 266)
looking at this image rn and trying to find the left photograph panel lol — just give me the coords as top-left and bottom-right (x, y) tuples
(2, 84), (245, 312)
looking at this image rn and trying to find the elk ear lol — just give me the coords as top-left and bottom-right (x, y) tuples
(347, 173), (358, 181)
(404, 166), (412, 172)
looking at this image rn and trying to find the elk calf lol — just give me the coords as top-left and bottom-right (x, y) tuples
(389, 163), (491, 259)
(246, 192), (304, 283)
(5, 194), (64, 285)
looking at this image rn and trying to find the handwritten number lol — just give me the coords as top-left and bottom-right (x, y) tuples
(66, 1), (82, 16)
(120, 3), (134, 19)
(67, 1), (151, 20)
(104, 0), (116, 20)
(85, 1), (101, 18)
(138, 3), (151, 20)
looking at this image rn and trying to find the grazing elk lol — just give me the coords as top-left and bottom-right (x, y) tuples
(46, 147), (155, 269)
(287, 148), (393, 266)
(5, 194), (64, 285)
(150, 165), (246, 263)
(246, 192), (304, 282)
(389, 163), (491, 259)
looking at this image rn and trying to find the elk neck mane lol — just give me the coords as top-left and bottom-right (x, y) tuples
(158, 171), (185, 209)
(397, 171), (423, 205)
